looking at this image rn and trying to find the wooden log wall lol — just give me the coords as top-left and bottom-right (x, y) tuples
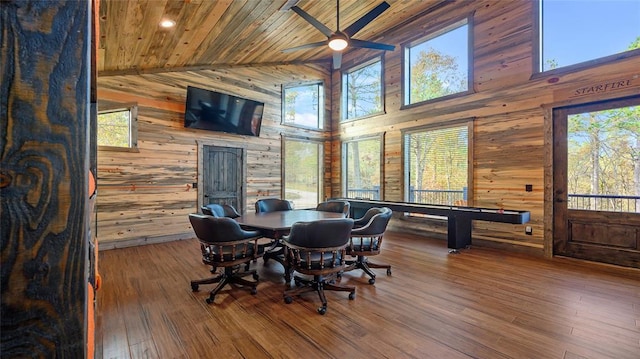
(331, 0), (640, 255)
(97, 65), (331, 248)
(1, 1), (92, 356)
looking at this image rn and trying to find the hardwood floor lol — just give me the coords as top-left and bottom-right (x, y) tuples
(95, 231), (640, 359)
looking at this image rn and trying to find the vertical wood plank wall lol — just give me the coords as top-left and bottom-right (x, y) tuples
(332, 0), (640, 254)
(1, 1), (92, 356)
(97, 65), (332, 248)
(96, 1), (640, 255)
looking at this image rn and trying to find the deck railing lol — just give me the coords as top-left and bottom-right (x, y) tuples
(347, 188), (640, 213)
(346, 187), (380, 200)
(409, 187), (467, 206)
(568, 194), (640, 212)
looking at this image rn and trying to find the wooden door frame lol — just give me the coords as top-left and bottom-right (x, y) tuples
(545, 94), (640, 263)
(196, 140), (247, 213)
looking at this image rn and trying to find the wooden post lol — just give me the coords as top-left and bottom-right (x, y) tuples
(1, 1), (92, 357)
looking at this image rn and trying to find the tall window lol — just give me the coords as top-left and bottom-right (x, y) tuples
(404, 17), (470, 106)
(282, 82), (324, 130)
(539, 0), (639, 72)
(567, 102), (640, 213)
(404, 124), (469, 206)
(283, 138), (323, 209)
(343, 137), (382, 200)
(341, 58), (383, 121)
(97, 105), (138, 150)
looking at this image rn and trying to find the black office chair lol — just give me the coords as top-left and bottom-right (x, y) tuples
(345, 207), (393, 284)
(255, 198), (293, 213)
(283, 218), (355, 315)
(201, 203), (241, 218)
(188, 213), (262, 304)
(316, 200), (350, 216)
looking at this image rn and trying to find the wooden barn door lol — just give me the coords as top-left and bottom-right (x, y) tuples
(201, 145), (245, 213)
(553, 96), (640, 268)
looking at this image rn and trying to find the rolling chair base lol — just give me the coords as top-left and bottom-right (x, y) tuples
(191, 266), (259, 304)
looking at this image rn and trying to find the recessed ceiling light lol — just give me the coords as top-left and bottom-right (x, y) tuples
(159, 19), (176, 28)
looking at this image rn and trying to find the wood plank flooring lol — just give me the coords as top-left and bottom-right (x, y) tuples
(95, 231), (640, 359)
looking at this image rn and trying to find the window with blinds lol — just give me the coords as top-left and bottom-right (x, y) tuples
(342, 136), (382, 200)
(404, 124), (469, 206)
(283, 138), (324, 209)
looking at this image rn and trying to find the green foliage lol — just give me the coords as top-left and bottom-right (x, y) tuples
(406, 126), (468, 198)
(567, 104), (640, 202)
(344, 61), (382, 119)
(628, 36), (640, 50)
(346, 139), (380, 190)
(410, 47), (467, 103)
(97, 110), (130, 147)
(284, 139), (320, 192)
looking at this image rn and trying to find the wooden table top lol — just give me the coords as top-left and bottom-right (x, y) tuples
(235, 209), (345, 232)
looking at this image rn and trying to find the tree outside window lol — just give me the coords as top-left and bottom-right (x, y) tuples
(97, 105), (137, 150)
(343, 137), (381, 200)
(283, 83), (324, 130)
(341, 59), (383, 121)
(283, 138), (323, 209)
(404, 18), (469, 105)
(404, 125), (469, 206)
(567, 104), (640, 212)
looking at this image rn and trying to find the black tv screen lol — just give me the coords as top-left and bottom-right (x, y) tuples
(184, 86), (264, 137)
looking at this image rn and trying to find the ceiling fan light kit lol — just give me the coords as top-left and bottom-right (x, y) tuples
(328, 35), (348, 51)
(284, 0), (395, 69)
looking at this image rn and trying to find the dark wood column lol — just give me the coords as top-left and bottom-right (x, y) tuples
(1, 1), (93, 357)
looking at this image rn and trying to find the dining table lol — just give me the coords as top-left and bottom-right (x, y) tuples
(235, 209), (346, 282)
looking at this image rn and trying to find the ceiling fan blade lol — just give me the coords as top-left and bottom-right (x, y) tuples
(282, 40), (328, 53)
(333, 52), (342, 69)
(291, 6), (334, 38)
(349, 38), (395, 52)
(343, 1), (390, 37)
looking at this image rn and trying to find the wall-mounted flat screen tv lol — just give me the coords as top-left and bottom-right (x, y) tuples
(184, 86), (264, 137)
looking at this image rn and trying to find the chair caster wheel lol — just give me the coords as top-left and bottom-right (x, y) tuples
(368, 278), (376, 285)
(386, 268), (392, 276)
(191, 284), (199, 292)
(317, 307), (327, 315)
(253, 273), (259, 280)
(348, 291), (355, 300)
(206, 296), (215, 304)
(251, 287), (257, 295)
(284, 296), (293, 304)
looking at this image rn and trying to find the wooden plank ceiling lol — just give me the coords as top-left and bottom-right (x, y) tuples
(98, 0), (446, 75)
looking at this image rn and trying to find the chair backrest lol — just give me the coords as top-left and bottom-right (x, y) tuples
(202, 203), (240, 218)
(316, 200), (350, 216)
(188, 213), (259, 243)
(351, 207), (392, 236)
(285, 218), (354, 249)
(353, 207), (384, 227)
(255, 198), (293, 213)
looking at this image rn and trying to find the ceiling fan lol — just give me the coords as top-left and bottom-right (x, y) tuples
(282, 0), (395, 69)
